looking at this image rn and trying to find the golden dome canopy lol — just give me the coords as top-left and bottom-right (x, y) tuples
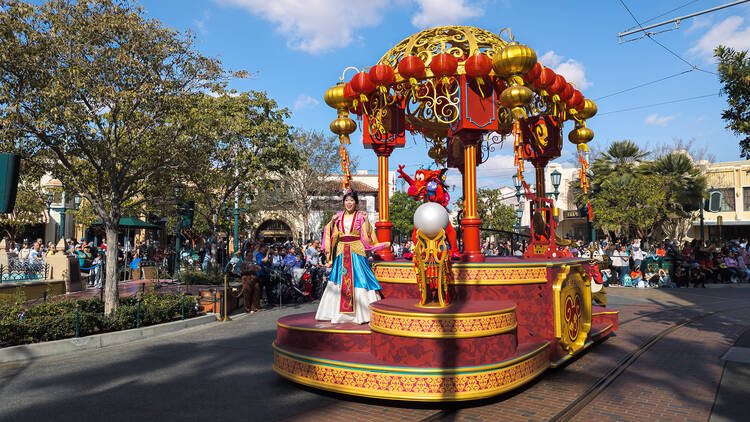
(377, 26), (510, 77)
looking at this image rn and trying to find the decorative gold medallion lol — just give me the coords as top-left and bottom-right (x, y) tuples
(552, 265), (592, 353)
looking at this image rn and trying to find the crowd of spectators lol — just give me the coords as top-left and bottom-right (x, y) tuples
(556, 236), (750, 288)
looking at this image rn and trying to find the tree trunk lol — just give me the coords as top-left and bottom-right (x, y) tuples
(104, 225), (120, 315)
(302, 212), (309, 243)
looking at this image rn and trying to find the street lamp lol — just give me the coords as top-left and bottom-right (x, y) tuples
(547, 169), (562, 200)
(45, 190), (81, 243)
(224, 196), (252, 256)
(512, 174), (522, 202)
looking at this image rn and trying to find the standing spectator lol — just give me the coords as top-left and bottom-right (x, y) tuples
(91, 252), (103, 287)
(305, 240), (321, 266)
(610, 244), (629, 286)
(238, 262), (261, 313)
(630, 239), (644, 273)
(129, 252), (142, 279)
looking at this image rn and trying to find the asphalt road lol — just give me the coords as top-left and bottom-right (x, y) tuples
(0, 288), (748, 422)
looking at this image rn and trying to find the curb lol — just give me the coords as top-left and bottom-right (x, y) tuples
(0, 314), (218, 363)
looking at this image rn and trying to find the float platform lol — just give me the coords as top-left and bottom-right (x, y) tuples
(272, 258), (618, 401)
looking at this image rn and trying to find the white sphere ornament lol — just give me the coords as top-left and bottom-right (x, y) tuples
(413, 202), (449, 237)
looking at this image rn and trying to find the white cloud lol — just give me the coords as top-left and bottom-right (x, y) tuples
(686, 16), (711, 34)
(193, 10), (211, 36)
(538, 50), (592, 89)
(217, 0), (390, 54)
(294, 94), (319, 110)
(697, 114), (706, 121)
(688, 16), (750, 59)
(411, 0), (482, 28)
(645, 113), (677, 127)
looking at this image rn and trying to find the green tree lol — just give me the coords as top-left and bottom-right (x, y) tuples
(716, 46), (750, 158)
(477, 188), (516, 232)
(389, 191), (421, 240)
(589, 174), (667, 238)
(0, 0), (227, 314)
(179, 88), (294, 267)
(252, 130), (342, 241)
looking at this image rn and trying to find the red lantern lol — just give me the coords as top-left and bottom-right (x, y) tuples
(398, 55), (426, 79)
(464, 54), (493, 78)
(568, 90), (584, 109)
(549, 74), (566, 95)
(523, 62), (542, 82)
(430, 53), (458, 77)
(351, 71), (376, 94)
(343, 82), (357, 101)
(560, 83), (574, 101)
(369, 64), (395, 88)
(537, 67), (556, 88)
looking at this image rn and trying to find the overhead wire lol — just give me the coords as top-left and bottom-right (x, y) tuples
(618, 0), (718, 75)
(594, 68), (696, 100)
(623, 0), (701, 31)
(597, 93), (719, 115)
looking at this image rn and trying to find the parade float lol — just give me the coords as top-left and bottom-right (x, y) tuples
(272, 26), (618, 401)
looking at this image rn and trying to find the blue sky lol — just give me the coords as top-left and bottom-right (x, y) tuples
(134, 0), (750, 190)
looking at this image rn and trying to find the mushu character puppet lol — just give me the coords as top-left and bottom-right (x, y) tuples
(397, 165), (460, 259)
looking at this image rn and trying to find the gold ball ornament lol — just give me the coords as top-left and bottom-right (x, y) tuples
(324, 83), (351, 110)
(568, 127), (594, 144)
(428, 144), (447, 161)
(330, 116), (357, 137)
(500, 85), (533, 108)
(492, 42), (537, 78)
(578, 99), (598, 120)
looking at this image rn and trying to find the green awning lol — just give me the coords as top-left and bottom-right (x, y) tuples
(91, 217), (160, 229)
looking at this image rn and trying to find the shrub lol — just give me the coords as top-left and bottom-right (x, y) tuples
(180, 270), (233, 285)
(0, 293), (200, 347)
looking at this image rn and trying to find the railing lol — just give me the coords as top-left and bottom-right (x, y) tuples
(0, 258), (50, 282)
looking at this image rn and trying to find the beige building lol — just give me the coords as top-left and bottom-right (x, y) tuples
(693, 160), (750, 241)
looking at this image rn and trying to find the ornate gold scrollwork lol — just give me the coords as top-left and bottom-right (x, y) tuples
(552, 265), (592, 354)
(413, 228), (451, 307)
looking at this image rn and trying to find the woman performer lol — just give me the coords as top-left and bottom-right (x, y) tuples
(316, 189), (389, 324)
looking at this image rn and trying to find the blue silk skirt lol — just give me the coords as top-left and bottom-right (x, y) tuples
(329, 252), (382, 290)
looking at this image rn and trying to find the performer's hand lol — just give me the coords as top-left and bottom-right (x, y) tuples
(325, 262), (332, 268)
(384, 242), (391, 249)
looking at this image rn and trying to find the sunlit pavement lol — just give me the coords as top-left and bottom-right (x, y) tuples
(0, 288), (748, 422)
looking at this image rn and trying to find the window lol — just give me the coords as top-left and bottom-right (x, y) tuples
(716, 187), (735, 212)
(744, 187), (750, 211)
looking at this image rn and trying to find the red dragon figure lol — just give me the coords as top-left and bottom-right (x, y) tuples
(397, 165), (460, 259)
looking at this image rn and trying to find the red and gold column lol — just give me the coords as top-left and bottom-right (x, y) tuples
(460, 133), (484, 262)
(374, 144), (395, 261)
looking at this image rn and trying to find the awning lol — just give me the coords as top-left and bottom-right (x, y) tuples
(91, 217), (160, 229)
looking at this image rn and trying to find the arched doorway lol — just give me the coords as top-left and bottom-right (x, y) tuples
(255, 220), (293, 244)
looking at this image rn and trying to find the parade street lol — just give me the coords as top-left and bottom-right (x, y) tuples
(0, 287), (747, 422)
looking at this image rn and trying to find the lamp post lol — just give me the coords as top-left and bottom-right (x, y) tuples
(512, 174), (522, 202)
(515, 203), (524, 242)
(173, 186), (194, 277)
(46, 191), (81, 243)
(547, 169), (562, 200)
(223, 196), (252, 256)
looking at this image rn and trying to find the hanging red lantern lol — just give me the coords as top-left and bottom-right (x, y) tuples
(343, 82), (357, 100)
(523, 62), (542, 83)
(549, 74), (566, 95)
(368, 64), (395, 88)
(560, 83), (574, 101)
(464, 54), (493, 78)
(398, 55), (426, 80)
(568, 90), (584, 109)
(537, 67), (556, 89)
(351, 71), (376, 94)
(430, 53), (458, 78)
